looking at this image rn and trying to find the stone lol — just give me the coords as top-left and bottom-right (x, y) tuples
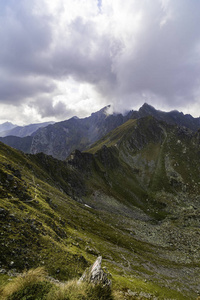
(78, 256), (111, 287)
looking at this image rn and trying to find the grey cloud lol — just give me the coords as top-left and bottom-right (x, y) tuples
(50, 17), (115, 85)
(0, 0), (55, 106)
(110, 0), (200, 108)
(0, 1), (52, 75)
(0, 3), (112, 81)
(0, 2), (114, 109)
(1, 0), (200, 119)
(0, 75), (56, 104)
(32, 98), (75, 119)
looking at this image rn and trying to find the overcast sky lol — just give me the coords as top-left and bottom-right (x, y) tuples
(1, 0), (200, 125)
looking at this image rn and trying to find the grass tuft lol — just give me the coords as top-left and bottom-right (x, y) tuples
(46, 279), (114, 300)
(0, 267), (49, 300)
(0, 268), (114, 300)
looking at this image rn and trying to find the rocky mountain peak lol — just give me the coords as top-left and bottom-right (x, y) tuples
(139, 102), (157, 114)
(90, 105), (111, 119)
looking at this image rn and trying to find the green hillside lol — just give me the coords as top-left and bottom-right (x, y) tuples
(1, 116), (200, 299)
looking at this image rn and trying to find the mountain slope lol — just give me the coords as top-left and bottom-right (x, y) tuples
(0, 141), (181, 299)
(1, 115), (200, 299)
(0, 135), (32, 153)
(30, 106), (125, 160)
(70, 116), (200, 211)
(66, 117), (200, 297)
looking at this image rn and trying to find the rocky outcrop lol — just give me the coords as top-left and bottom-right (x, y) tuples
(79, 256), (111, 287)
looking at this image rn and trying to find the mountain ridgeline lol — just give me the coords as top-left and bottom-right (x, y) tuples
(1, 103), (200, 160)
(1, 109), (200, 298)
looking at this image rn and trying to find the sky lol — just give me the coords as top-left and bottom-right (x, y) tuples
(1, 0), (200, 125)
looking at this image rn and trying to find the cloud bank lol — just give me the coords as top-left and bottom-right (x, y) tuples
(1, 0), (200, 124)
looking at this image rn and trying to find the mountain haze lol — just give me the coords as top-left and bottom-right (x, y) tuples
(0, 122), (16, 135)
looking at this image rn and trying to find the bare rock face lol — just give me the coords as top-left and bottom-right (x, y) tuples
(78, 256), (111, 287)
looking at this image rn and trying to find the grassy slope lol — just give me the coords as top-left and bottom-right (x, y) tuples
(1, 114), (200, 299)
(0, 141), (184, 299)
(82, 117), (200, 298)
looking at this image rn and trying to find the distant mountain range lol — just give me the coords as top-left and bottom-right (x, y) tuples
(0, 121), (54, 138)
(1, 103), (200, 160)
(0, 121), (17, 134)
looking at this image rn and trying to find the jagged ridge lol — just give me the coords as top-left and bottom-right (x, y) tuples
(2, 103), (200, 160)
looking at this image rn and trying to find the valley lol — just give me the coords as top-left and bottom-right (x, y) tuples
(0, 106), (200, 299)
